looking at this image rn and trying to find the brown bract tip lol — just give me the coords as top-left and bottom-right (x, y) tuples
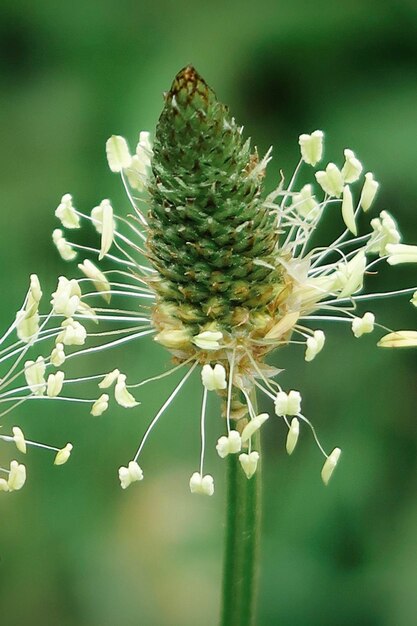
(169, 65), (210, 102)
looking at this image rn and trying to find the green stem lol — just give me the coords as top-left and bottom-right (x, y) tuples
(220, 394), (262, 626)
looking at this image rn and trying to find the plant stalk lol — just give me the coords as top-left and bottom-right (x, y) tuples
(220, 393), (262, 626)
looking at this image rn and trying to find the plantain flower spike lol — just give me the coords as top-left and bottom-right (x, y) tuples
(44, 66), (416, 491)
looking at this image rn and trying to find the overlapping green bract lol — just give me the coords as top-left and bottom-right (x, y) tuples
(147, 66), (283, 332)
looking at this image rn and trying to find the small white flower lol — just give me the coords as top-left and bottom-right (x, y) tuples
(12, 426), (26, 454)
(91, 394), (109, 416)
(378, 330), (417, 348)
(305, 330), (325, 362)
(201, 364), (227, 391)
(360, 172), (379, 211)
(341, 149), (362, 183)
(78, 259), (111, 303)
(298, 130), (324, 166)
(7, 460), (26, 491)
(57, 318), (87, 346)
(341, 185), (357, 236)
(216, 430), (242, 458)
(24, 356), (46, 395)
(315, 163), (344, 197)
(189, 472), (214, 496)
(99, 369), (120, 389)
(52, 228), (77, 261)
(0, 478), (9, 492)
(411, 292), (417, 307)
(114, 374), (139, 408)
(241, 413), (269, 443)
(54, 443), (73, 466)
(193, 330), (223, 350)
(286, 418), (300, 455)
(352, 312), (375, 338)
(106, 135), (132, 172)
(118, 460), (144, 489)
(274, 391), (301, 417)
(291, 184), (320, 221)
(55, 193), (80, 229)
(50, 342), (66, 367)
(321, 447), (341, 485)
(386, 243), (417, 265)
(47, 371), (65, 397)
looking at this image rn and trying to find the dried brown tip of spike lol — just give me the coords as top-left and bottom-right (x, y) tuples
(169, 65), (210, 101)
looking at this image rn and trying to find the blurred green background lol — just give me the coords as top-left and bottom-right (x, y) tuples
(0, 1), (416, 624)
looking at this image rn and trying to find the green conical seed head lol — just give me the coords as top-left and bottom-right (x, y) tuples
(147, 66), (287, 342)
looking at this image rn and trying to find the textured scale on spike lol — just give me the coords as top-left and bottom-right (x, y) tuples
(146, 66), (289, 353)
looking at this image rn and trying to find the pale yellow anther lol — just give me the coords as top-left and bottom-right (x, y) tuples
(360, 173), (379, 211)
(24, 356), (46, 395)
(386, 243), (417, 265)
(341, 185), (357, 236)
(291, 184), (320, 221)
(51, 342), (66, 367)
(106, 135), (132, 172)
(336, 250), (367, 298)
(341, 149), (363, 183)
(241, 413), (269, 443)
(274, 391), (301, 417)
(305, 330), (325, 362)
(286, 418), (300, 455)
(368, 211), (401, 256)
(99, 369), (120, 389)
(91, 394), (109, 416)
(216, 431), (242, 458)
(52, 228), (77, 261)
(56, 318), (87, 346)
(352, 312), (375, 338)
(98, 200), (115, 260)
(7, 460), (26, 491)
(298, 130), (324, 166)
(115, 374), (139, 408)
(239, 451), (260, 479)
(119, 461), (143, 489)
(193, 330), (223, 351)
(378, 330), (417, 348)
(189, 472), (214, 496)
(12, 426), (26, 454)
(201, 364), (227, 391)
(54, 443), (73, 466)
(78, 259), (111, 302)
(315, 163), (344, 197)
(55, 193), (80, 229)
(47, 371), (65, 397)
(321, 448), (341, 485)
